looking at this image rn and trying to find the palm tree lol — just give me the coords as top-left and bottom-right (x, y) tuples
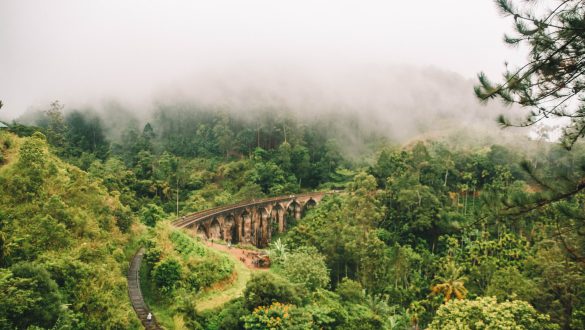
(431, 259), (468, 302)
(365, 293), (391, 316)
(270, 238), (288, 263)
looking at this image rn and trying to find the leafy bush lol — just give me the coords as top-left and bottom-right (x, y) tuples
(144, 239), (163, 265)
(427, 296), (559, 330)
(243, 272), (306, 310)
(204, 298), (249, 330)
(335, 278), (365, 304)
(185, 254), (233, 290)
(269, 238), (288, 265)
(114, 208), (133, 233)
(306, 290), (350, 328)
(153, 258), (182, 292)
(486, 267), (539, 303)
(3, 263), (62, 329)
(140, 203), (166, 227)
(170, 230), (207, 257)
(0, 134), (13, 149)
(281, 247), (330, 291)
(243, 302), (295, 330)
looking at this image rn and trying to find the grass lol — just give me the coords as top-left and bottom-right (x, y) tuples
(194, 248), (252, 311)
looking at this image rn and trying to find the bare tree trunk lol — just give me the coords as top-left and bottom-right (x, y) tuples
(464, 191), (468, 215)
(283, 124), (287, 143)
(472, 187), (476, 212)
(176, 179), (179, 218)
(444, 169), (448, 186)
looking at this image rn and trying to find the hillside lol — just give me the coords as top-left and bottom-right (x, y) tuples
(0, 131), (141, 329)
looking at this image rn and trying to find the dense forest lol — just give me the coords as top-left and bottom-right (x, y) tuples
(2, 0), (584, 329)
(1, 99), (584, 329)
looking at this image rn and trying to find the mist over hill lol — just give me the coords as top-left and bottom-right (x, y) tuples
(8, 64), (528, 154)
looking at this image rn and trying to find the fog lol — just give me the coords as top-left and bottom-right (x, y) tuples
(0, 0), (530, 141)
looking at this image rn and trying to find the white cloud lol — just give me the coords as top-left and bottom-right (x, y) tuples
(0, 0), (526, 117)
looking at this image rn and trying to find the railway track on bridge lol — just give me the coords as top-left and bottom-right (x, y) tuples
(128, 191), (333, 329)
(172, 191), (329, 229)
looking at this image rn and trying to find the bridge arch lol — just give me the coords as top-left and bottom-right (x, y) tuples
(196, 224), (208, 239)
(224, 214), (237, 244)
(240, 210), (252, 244)
(271, 203), (285, 234)
(257, 207), (270, 247)
(287, 200), (302, 218)
(209, 218), (223, 240)
(303, 198), (317, 216)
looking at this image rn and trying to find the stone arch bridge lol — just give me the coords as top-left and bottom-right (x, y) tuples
(172, 191), (331, 248)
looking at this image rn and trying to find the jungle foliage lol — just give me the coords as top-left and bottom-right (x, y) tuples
(3, 100), (585, 329)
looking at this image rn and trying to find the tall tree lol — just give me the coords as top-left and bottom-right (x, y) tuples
(475, 0), (585, 149)
(44, 101), (67, 149)
(431, 259), (468, 303)
(476, 2), (585, 264)
(213, 112), (234, 159)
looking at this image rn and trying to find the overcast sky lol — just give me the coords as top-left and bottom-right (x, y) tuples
(0, 0), (526, 118)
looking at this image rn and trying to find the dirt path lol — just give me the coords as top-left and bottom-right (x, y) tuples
(204, 241), (269, 270)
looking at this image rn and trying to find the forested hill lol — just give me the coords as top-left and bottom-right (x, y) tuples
(11, 104), (360, 217)
(0, 131), (141, 329)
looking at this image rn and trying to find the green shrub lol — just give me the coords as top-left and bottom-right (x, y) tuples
(5, 263), (62, 329)
(171, 230), (207, 257)
(140, 203), (166, 227)
(205, 298), (249, 330)
(427, 296), (559, 330)
(281, 247), (330, 291)
(114, 209), (133, 233)
(243, 302), (296, 329)
(153, 258), (183, 292)
(144, 245), (163, 266)
(185, 253), (233, 290)
(243, 272), (306, 310)
(336, 278), (365, 304)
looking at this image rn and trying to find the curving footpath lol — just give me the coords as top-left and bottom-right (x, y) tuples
(128, 248), (161, 330)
